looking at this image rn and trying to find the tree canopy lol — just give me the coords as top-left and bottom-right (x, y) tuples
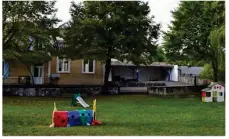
(3, 1), (61, 84)
(162, 1), (225, 82)
(3, 1), (61, 64)
(64, 1), (161, 93)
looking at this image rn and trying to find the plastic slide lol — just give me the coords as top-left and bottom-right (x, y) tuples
(76, 96), (89, 108)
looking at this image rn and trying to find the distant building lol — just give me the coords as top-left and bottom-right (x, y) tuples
(179, 66), (203, 76)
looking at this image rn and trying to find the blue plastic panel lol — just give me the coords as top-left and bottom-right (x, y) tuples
(67, 110), (81, 126)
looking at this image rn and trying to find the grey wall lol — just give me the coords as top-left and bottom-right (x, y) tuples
(112, 67), (134, 80)
(112, 66), (167, 82)
(139, 67), (164, 81)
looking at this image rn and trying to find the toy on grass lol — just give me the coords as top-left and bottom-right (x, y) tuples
(49, 98), (102, 127)
(91, 99), (102, 125)
(71, 93), (89, 108)
(49, 102), (57, 128)
(71, 94), (79, 106)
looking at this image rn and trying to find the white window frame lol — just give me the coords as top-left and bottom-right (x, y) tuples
(56, 57), (71, 73)
(82, 60), (96, 74)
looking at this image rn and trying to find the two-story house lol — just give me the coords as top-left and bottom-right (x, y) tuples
(3, 38), (105, 85)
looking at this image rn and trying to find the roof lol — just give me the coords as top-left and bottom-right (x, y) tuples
(179, 66), (203, 75)
(207, 82), (224, 88)
(201, 88), (211, 91)
(111, 60), (174, 67)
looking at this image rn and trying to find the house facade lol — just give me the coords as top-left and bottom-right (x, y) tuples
(3, 57), (104, 85)
(51, 57), (104, 85)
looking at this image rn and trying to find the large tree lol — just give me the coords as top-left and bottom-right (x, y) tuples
(163, 1), (225, 82)
(64, 1), (160, 93)
(208, 24), (225, 82)
(3, 1), (61, 83)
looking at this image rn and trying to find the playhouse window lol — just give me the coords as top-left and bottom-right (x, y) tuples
(206, 92), (211, 97)
(57, 57), (71, 73)
(219, 92), (223, 96)
(82, 59), (95, 74)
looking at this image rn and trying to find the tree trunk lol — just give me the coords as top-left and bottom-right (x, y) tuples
(26, 64), (34, 85)
(212, 61), (218, 82)
(102, 58), (111, 94)
(14, 55), (35, 84)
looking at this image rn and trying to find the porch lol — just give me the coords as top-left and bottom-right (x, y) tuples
(108, 60), (201, 95)
(109, 61), (178, 84)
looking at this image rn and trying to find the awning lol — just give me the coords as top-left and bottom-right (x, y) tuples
(111, 60), (174, 68)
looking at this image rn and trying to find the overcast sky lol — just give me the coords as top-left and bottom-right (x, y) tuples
(55, 0), (180, 44)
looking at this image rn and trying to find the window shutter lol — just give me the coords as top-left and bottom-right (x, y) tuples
(3, 61), (9, 78)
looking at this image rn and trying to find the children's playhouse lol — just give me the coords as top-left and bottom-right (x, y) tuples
(201, 82), (225, 102)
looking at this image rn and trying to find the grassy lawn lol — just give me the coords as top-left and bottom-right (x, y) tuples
(3, 95), (225, 136)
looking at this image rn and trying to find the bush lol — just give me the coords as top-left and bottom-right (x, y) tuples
(199, 64), (225, 82)
(199, 64), (213, 80)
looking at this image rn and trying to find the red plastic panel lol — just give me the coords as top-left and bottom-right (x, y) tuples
(54, 111), (68, 127)
(201, 92), (206, 97)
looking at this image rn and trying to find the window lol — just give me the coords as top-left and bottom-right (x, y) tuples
(53, 39), (65, 50)
(57, 57), (71, 73)
(213, 91), (217, 97)
(82, 60), (95, 74)
(219, 92), (223, 96)
(206, 92), (211, 97)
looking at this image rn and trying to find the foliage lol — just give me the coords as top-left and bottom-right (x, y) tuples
(64, 1), (160, 92)
(166, 59), (206, 67)
(153, 47), (166, 62)
(3, 1), (61, 64)
(199, 64), (214, 80)
(199, 63), (225, 82)
(209, 25), (225, 82)
(162, 1), (225, 82)
(65, 1), (160, 64)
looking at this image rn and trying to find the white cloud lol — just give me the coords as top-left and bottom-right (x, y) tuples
(55, 0), (180, 44)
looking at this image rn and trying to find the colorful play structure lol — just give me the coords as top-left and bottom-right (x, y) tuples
(49, 94), (102, 127)
(201, 82), (225, 102)
(71, 93), (89, 107)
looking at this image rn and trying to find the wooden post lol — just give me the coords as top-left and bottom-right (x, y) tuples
(194, 76), (197, 86)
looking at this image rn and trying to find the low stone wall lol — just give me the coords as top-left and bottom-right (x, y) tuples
(147, 85), (206, 98)
(148, 87), (188, 95)
(3, 87), (102, 97)
(179, 76), (210, 86)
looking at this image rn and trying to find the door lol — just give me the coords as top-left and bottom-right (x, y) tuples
(205, 92), (213, 102)
(33, 66), (43, 84)
(217, 91), (224, 102)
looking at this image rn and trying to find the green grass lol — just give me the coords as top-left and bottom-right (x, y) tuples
(3, 95), (225, 136)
